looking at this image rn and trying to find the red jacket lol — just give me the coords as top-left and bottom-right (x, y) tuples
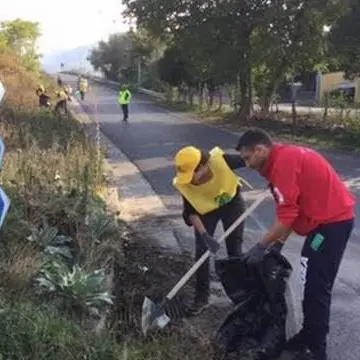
(260, 144), (355, 236)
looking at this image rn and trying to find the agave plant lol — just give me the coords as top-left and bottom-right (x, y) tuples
(84, 199), (118, 243)
(35, 261), (113, 316)
(27, 219), (73, 261)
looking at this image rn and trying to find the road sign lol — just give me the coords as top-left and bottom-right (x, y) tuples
(0, 187), (10, 229)
(0, 80), (5, 168)
(0, 137), (4, 169)
(0, 80), (10, 230)
(0, 80), (5, 103)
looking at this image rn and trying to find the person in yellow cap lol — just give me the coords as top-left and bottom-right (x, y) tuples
(35, 85), (51, 108)
(54, 82), (71, 116)
(173, 145), (247, 315)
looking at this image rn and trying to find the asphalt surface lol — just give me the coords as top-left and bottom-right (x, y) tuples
(63, 74), (360, 360)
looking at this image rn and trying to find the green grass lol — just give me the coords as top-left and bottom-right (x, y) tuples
(0, 295), (212, 360)
(0, 297), (124, 360)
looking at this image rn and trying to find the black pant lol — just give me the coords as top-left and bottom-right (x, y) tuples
(54, 99), (68, 115)
(195, 194), (245, 298)
(121, 104), (129, 121)
(300, 219), (354, 359)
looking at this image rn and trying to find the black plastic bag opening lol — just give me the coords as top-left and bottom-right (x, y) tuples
(213, 251), (293, 360)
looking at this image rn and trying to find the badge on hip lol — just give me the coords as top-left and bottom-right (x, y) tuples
(215, 192), (232, 207)
(310, 232), (325, 251)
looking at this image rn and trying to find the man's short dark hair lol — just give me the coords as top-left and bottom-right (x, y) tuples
(236, 128), (273, 151)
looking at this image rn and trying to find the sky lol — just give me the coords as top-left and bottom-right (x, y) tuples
(0, 0), (130, 55)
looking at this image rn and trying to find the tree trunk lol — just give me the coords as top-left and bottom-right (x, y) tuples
(199, 82), (205, 109)
(233, 75), (241, 112)
(238, 69), (252, 120)
(259, 94), (271, 116)
(218, 88), (223, 111)
(238, 31), (253, 120)
(188, 87), (195, 105)
(207, 80), (215, 108)
(258, 67), (285, 115)
(291, 99), (297, 133)
(323, 92), (329, 121)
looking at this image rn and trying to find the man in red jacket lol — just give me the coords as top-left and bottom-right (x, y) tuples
(235, 128), (355, 360)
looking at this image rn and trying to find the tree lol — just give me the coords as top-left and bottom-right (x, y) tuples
(157, 46), (190, 88)
(122, 0), (347, 117)
(122, 0), (260, 117)
(88, 33), (131, 81)
(0, 19), (41, 71)
(252, 2), (339, 113)
(329, 3), (360, 78)
(88, 30), (161, 83)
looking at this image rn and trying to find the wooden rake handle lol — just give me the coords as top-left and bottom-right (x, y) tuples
(166, 190), (269, 300)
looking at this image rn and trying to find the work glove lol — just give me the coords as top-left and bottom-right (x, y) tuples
(245, 242), (268, 264)
(270, 241), (284, 253)
(200, 232), (220, 254)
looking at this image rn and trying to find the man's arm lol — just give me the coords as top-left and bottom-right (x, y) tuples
(182, 196), (198, 227)
(182, 196), (208, 234)
(189, 214), (207, 234)
(261, 221), (292, 247)
(223, 154), (246, 170)
(182, 197), (219, 253)
(260, 154), (301, 247)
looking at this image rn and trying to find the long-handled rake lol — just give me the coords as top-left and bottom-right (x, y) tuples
(141, 190), (269, 336)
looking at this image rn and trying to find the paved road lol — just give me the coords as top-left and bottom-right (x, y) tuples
(64, 74), (360, 360)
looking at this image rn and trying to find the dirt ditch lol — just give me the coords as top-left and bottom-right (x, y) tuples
(108, 226), (235, 358)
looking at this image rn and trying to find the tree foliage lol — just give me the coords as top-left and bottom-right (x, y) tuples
(88, 30), (162, 82)
(121, 0), (346, 115)
(0, 18), (42, 71)
(329, 2), (360, 78)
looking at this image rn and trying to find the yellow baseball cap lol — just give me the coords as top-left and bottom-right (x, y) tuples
(174, 146), (202, 185)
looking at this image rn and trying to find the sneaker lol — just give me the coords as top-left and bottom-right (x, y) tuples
(284, 331), (308, 352)
(291, 348), (327, 360)
(292, 349), (316, 360)
(186, 295), (210, 316)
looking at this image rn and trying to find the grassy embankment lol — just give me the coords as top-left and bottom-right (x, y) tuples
(0, 47), (211, 359)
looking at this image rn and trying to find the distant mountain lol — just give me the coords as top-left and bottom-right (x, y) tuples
(41, 44), (97, 73)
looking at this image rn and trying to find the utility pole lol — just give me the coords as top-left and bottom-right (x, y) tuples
(137, 57), (142, 88)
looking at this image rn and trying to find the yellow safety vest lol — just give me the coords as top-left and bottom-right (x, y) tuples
(56, 88), (68, 101)
(118, 89), (131, 105)
(173, 147), (240, 215)
(79, 79), (88, 92)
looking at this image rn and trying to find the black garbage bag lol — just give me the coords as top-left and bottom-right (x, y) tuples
(213, 250), (293, 360)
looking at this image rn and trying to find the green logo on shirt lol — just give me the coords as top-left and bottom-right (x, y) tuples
(215, 192), (232, 207)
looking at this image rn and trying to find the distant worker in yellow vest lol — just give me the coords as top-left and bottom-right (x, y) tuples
(54, 84), (71, 115)
(173, 146), (247, 315)
(35, 84), (51, 108)
(78, 76), (88, 100)
(117, 85), (132, 122)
